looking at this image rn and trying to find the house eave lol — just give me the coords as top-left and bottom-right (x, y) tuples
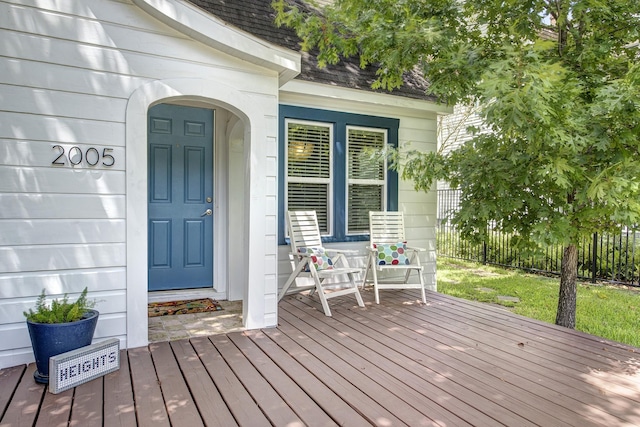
(132, 0), (301, 86)
(280, 80), (453, 115)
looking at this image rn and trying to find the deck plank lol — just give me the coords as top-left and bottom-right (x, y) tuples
(277, 309), (438, 426)
(190, 336), (271, 427)
(0, 364), (45, 427)
(103, 349), (137, 427)
(425, 291), (640, 386)
(69, 375), (103, 427)
(128, 346), (169, 427)
(228, 331), (338, 427)
(371, 289), (640, 426)
(425, 291), (634, 371)
(426, 290), (637, 357)
(169, 339), (238, 427)
(244, 329), (372, 427)
(282, 298), (475, 426)
(406, 291), (640, 425)
(0, 365), (25, 418)
(208, 333), (304, 427)
(34, 387), (73, 427)
(149, 341), (204, 427)
(326, 292), (605, 427)
(286, 294), (550, 427)
(261, 322), (409, 426)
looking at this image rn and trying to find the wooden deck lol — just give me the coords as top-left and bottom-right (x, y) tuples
(1, 289), (639, 427)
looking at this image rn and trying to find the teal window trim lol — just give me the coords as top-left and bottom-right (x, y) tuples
(279, 105), (399, 244)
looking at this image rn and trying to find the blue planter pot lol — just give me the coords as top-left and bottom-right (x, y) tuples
(26, 309), (99, 384)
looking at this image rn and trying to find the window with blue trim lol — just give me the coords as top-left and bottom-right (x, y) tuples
(279, 105), (399, 244)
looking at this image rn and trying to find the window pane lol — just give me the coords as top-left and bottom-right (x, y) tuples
(348, 129), (385, 180)
(287, 123), (331, 178)
(287, 183), (330, 234)
(348, 184), (383, 233)
(286, 121), (332, 235)
(347, 127), (386, 234)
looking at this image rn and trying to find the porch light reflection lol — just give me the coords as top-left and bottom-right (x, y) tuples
(288, 140), (314, 161)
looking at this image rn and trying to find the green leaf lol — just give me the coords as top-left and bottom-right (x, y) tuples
(24, 287), (95, 324)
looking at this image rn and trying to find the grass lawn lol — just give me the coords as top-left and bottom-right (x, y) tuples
(437, 258), (640, 348)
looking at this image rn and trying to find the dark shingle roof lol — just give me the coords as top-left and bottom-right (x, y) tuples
(188, 0), (434, 101)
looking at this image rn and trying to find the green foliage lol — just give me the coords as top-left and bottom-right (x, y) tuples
(24, 288), (95, 324)
(274, 0), (640, 247)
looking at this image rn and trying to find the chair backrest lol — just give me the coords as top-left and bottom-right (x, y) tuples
(369, 211), (407, 245)
(287, 211), (323, 253)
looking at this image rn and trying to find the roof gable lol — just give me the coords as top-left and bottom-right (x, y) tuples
(133, 0), (300, 84)
(188, 0), (434, 101)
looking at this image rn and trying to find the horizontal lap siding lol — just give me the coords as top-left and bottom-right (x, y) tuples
(0, 0), (279, 368)
(398, 115), (438, 289)
(0, 168), (125, 194)
(437, 104), (484, 191)
(0, 194), (125, 219)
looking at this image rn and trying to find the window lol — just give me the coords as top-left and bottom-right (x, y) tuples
(347, 126), (387, 234)
(279, 106), (399, 243)
(285, 120), (333, 234)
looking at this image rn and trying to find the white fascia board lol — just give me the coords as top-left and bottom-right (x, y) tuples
(280, 79), (453, 115)
(133, 0), (301, 85)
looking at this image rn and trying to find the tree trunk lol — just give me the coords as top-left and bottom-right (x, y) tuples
(556, 244), (578, 328)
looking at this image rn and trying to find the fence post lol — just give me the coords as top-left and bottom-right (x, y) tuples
(591, 232), (598, 283)
(483, 241), (487, 265)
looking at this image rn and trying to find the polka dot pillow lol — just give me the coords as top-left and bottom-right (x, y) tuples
(298, 247), (334, 271)
(375, 242), (410, 265)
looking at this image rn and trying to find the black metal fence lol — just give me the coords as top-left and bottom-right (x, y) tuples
(438, 189), (640, 287)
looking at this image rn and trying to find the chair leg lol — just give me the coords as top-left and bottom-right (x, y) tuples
(305, 267), (331, 316)
(409, 250), (426, 304)
(278, 260), (308, 300)
(314, 280), (332, 316)
(361, 254), (371, 289)
(418, 268), (427, 304)
(348, 272), (365, 308)
(404, 267), (412, 284)
(371, 263), (381, 305)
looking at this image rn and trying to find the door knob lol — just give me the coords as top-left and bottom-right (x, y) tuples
(200, 209), (212, 217)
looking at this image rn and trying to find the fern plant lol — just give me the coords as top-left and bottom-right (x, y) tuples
(24, 288), (95, 323)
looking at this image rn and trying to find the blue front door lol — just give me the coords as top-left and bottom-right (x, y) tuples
(148, 104), (214, 291)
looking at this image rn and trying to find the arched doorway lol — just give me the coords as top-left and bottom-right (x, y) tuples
(125, 78), (266, 348)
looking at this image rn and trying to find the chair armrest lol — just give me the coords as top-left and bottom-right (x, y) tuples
(291, 251), (311, 257)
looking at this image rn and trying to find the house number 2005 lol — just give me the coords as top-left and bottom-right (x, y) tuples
(51, 145), (115, 167)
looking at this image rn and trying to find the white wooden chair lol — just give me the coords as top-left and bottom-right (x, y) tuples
(362, 211), (426, 304)
(278, 210), (365, 316)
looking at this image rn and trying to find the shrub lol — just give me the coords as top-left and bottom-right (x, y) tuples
(24, 287), (95, 324)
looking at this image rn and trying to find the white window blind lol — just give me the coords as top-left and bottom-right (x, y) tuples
(285, 120), (332, 234)
(347, 126), (387, 234)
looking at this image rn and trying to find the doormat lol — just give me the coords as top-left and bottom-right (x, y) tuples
(148, 298), (223, 317)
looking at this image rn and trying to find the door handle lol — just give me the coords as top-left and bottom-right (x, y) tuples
(200, 209), (212, 217)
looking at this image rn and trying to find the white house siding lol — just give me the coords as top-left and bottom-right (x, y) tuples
(437, 103), (484, 190)
(0, 0), (297, 369)
(278, 81), (451, 294)
(437, 104), (485, 224)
